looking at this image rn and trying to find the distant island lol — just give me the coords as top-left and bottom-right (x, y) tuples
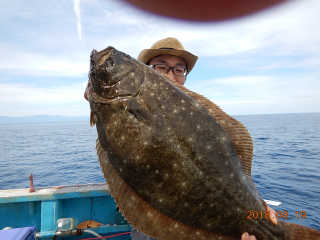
(0, 115), (90, 124)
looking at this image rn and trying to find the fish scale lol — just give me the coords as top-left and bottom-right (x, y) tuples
(87, 47), (320, 240)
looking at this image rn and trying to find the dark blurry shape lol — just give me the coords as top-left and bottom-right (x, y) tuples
(29, 173), (35, 193)
(121, 0), (289, 21)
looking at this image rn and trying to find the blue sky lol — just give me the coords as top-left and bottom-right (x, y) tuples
(0, 0), (319, 117)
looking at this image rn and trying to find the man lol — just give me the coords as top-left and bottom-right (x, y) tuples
(137, 37), (197, 85)
(133, 37), (277, 240)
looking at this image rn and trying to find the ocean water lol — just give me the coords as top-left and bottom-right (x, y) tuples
(236, 113), (320, 230)
(0, 121), (105, 188)
(0, 113), (319, 231)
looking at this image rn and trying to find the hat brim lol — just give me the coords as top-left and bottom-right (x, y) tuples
(137, 49), (198, 74)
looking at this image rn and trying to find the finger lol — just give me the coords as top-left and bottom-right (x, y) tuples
(267, 206), (278, 225)
(241, 232), (249, 240)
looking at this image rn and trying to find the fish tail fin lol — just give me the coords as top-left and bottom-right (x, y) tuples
(90, 110), (97, 126)
(281, 221), (320, 240)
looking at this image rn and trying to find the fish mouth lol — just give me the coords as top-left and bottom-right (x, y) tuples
(85, 81), (136, 104)
(88, 46), (139, 103)
(91, 47), (115, 67)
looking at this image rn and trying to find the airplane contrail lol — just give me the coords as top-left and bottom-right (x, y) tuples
(74, 0), (81, 39)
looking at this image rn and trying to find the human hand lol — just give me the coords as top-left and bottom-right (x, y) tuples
(241, 206), (277, 239)
(84, 81), (91, 101)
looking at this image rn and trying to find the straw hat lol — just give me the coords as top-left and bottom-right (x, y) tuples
(137, 37), (198, 74)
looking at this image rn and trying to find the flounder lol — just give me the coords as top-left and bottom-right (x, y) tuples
(86, 47), (320, 240)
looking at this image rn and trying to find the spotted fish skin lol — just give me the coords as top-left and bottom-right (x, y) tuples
(87, 47), (320, 240)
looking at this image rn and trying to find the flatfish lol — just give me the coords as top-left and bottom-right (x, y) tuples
(86, 47), (320, 240)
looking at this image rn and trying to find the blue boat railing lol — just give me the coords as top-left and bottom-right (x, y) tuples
(0, 184), (132, 240)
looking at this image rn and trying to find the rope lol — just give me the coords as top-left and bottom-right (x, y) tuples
(79, 231), (131, 240)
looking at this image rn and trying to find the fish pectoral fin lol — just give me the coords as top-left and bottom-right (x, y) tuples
(90, 110), (98, 126)
(125, 98), (153, 123)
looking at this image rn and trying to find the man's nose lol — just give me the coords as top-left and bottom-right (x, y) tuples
(167, 68), (175, 79)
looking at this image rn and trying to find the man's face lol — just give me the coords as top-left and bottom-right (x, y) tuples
(149, 54), (187, 85)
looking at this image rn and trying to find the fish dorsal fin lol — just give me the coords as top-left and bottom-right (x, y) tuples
(160, 73), (256, 187)
(96, 139), (234, 240)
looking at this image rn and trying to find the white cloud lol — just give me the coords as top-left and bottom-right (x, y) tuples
(153, 0), (320, 57)
(1, 0), (319, 75)
(0, 0), (319, 116)
(216, 100), (273, 105)
(209, 76), (269, 86)
(0, 82), (87, 104)
(187, 73), (320, 110)
(0, 82), (91, 117)
(0, 46), (89, 77)
(73, 0), (81, 39)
